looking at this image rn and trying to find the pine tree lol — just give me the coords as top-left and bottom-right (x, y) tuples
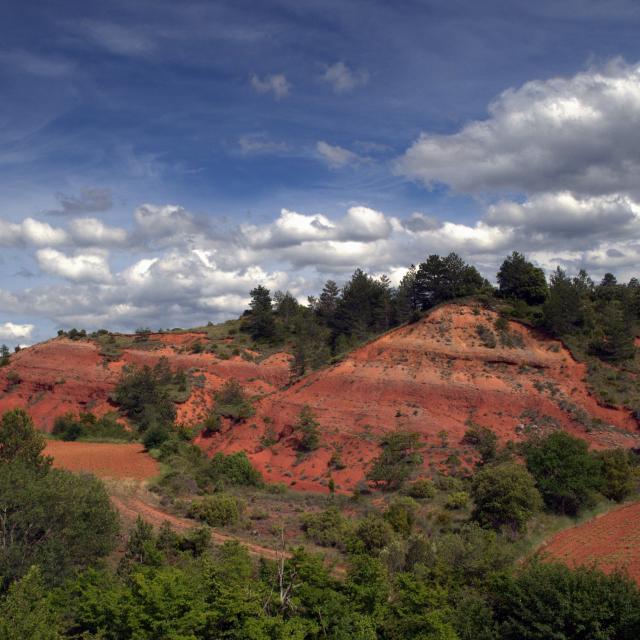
(246, 285), (275, 341)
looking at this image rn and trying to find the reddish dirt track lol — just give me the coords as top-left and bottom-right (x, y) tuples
(45, 440), (160, 480)
(541, 502), (640, 583)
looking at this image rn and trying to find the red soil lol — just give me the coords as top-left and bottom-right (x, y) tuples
(198, 305), (639, 492)
(541, 502), (640, 584)
(3, 304), (638, 494)
(44, 440), (159, 480)
(0, 333), (290, 431)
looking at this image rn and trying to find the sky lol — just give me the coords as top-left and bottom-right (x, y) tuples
(3, 0), (640, 344)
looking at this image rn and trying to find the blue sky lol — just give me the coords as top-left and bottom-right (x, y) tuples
(3, 0), (640, 344)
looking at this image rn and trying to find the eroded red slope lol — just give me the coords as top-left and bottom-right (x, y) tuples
(0, 332), (290, 431)
(197, 304), (639, 492)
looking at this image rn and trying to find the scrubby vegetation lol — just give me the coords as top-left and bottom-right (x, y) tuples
(3, 407), (640, 638)
(51, 411), (134, 442)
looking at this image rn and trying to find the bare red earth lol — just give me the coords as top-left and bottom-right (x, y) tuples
(44, 440), (159, 480)
(198, 305), (639, 492)
(0, 332), (290, 431)
(4, 305), (638, 493)
(541, 502), (640, 584)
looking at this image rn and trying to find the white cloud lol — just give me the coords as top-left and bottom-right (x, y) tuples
(250, 73), (290, 99)
(133, 203), (200, 238)
(0, 322), (34, 342)
(69, 217), (128, 246)
(316, 141), (359, 168)
(321, 62), (369, 92)
(486, 192), (640, 244)
(0, 217), (67, 246)
(396, 59), (640, 197)
(36, 248), (112, 283)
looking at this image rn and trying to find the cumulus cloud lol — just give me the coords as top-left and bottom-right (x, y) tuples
(396, 59), (640, 197)
(242, 206), (391, 251)
(0, 217), (67, 246)
(51, 187), (113, 215)
(69, 217), (128, 246)
(0, 322), (34, 342)
(36, 248), (112, 283)
(133, 203), (203, 240)
(316, 141), (360, 168)
(250, 73), (290, 99)
(321, 62), (369, 92)
(486, 192), (640, 246)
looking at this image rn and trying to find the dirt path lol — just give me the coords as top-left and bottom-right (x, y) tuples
(540, 501), (640, 584)
(109, 488), (285, 562)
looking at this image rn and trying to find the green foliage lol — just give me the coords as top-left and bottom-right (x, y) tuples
(0, 459), (119, 589)
(589, 299), (636, 362)
(245, 284), (276, 340)
(367, 432), (424, 490)
(214, 378), (255, 422)
(294, 404), (321, 452)
(209, 451), (263, 487)
(189, 493), (245, 527)
(113, 360), (180, 433)
(490, 561), (640, 639)
(523, 432), (602, 515)
(0, 409), (49, 468)
(52, 411), (133, 442)
(0, 566), (62, 639)
(475, 323), (497, 348)
(0, 344), (9, 366)
(471, 462), (542, 533)
(497, 251), (548, 305)
(444, 491), (470, 510)
(383, 496), (419, 535)
(354, 515), (395, 554)
(301, 507), (352, 548)
(462, 423), (498, 466)
(415, 252), (488, 309)
(596, 448), (637, 502)
(404, 478), (436, 499)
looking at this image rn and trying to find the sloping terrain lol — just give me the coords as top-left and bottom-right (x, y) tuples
(198, 304), (639, 491)
(2, 303), (638, 493)
(0, 331), (290, 431)
(541, 501), (640, 584)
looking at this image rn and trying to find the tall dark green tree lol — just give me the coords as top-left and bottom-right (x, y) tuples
(523, 432), (601, 515)
(497, 251), (548, 305)
(0, 409), (49, 469)
(246, 285), (276, 341)
(415, 253), (486, 309)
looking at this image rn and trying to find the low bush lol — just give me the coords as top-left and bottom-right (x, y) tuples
(301, 507), (352, 548)
(189, 494), (245, 527)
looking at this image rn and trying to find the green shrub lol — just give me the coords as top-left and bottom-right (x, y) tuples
(354, 515), (395, 554)
(214, 379), (254, 422)
(471, 462), (542, 533)
(294, 405), (320, 452)
(301, 507), (352, 548)
(189, 494), (245, 527)
(384, 496), (419, 535)
(596, 448), (637, 502)
(475, 323), (497, 348)
(404, 479), (436, 499)
(52, 412), (133, 442)
(444, 491), (469, 510)
(209, 451), (262, 487)
(523, 432), (602, 515)
(367, 432), (424, 490)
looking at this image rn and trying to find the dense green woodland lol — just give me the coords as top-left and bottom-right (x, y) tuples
(3, 251), (640, 638)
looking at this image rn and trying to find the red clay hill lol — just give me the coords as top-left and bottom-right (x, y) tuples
(198, 303), (639, 491)
(2, 303), (638, 491)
